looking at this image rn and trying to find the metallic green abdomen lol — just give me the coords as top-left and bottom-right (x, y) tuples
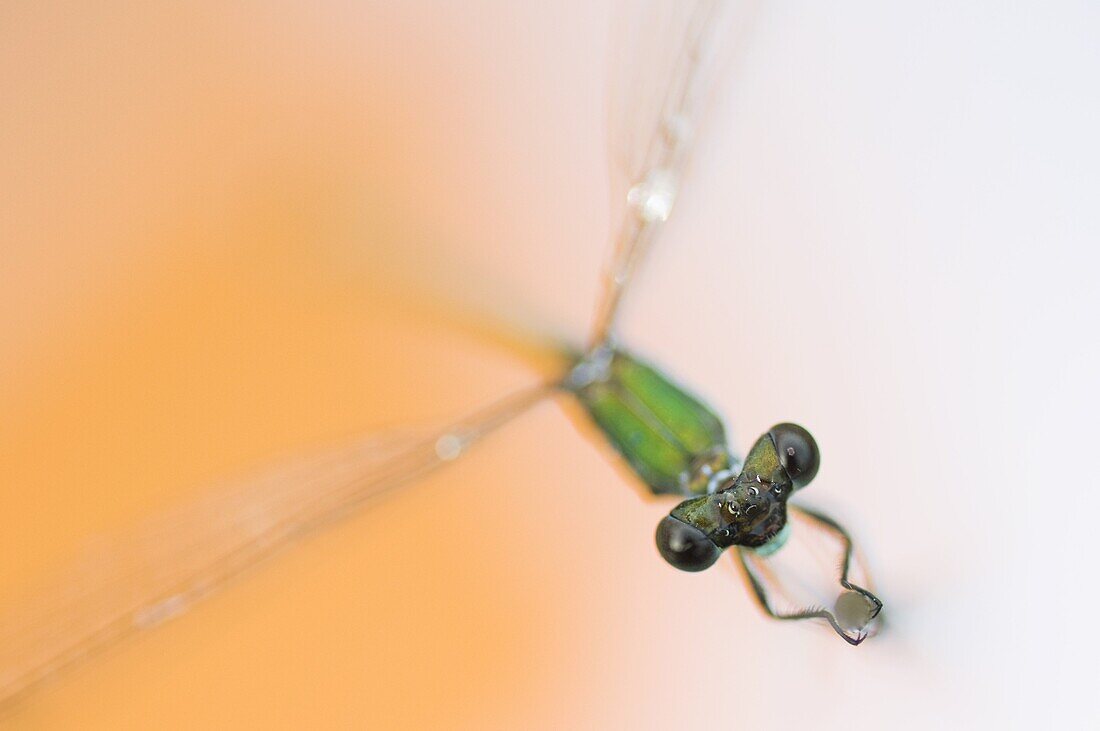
(569, 349), (731, 495)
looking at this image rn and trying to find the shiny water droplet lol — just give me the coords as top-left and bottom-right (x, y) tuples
(627, 168), (677, 223)
(835, 591), (878, 632)
(435, 434), (464, 461)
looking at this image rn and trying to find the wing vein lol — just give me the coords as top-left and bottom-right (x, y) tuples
(0, 384), (554, 708)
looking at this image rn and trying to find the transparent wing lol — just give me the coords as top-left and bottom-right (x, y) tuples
(0, 384), (553, 708)
(592, 0), (737, 345)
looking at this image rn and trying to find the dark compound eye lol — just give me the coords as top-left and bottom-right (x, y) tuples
(655, 516), (720, 572)
(769, 422), (820, 489)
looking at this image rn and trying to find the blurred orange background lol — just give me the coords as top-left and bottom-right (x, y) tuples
(2, 1), (1097, 729)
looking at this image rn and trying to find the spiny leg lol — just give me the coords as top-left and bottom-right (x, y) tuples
(733, 505), (883, 646)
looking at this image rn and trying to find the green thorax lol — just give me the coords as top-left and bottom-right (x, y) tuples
(568, 348), (736, 496)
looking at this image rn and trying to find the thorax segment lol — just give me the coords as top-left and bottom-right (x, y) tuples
(568, 347), (739, 496)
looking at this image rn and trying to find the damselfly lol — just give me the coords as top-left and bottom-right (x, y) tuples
(0, 0), (882, 708)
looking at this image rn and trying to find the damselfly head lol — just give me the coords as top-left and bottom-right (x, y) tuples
(655, 423), (881, 643)
(655, 424), (819, 570)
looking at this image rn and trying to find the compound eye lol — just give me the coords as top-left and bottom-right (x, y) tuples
(769, 423), (820, 489)
(656, 516), (720, 572)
